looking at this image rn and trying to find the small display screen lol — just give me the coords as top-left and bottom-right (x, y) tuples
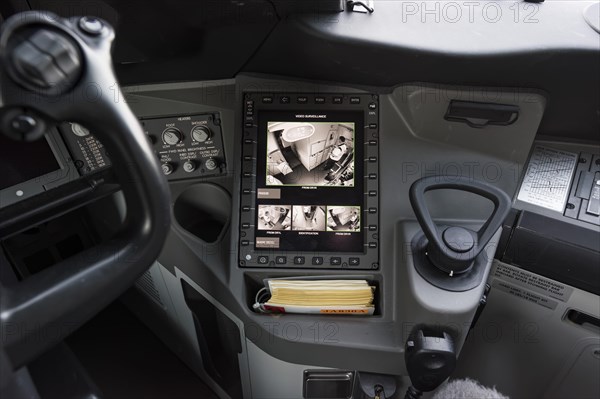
(255, 111), (364, 253)
(0, 135), (61, 190)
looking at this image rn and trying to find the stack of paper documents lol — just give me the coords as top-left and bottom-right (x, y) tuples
(262, 279), (375, 315)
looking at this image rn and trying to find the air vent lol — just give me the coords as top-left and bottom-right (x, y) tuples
(135, 269), (164, 307)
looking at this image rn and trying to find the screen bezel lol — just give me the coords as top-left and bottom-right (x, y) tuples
(0, 129), (79, 209)
(238, 92), (380, 270)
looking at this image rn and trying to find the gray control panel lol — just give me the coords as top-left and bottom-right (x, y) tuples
(141, 114), (226, 179)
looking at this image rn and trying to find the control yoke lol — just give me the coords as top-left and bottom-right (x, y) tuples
(0, 12), (170, 369)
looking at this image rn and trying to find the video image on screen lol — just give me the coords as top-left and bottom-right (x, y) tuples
(257, 205), (292, 231)
(265, 122), (355, 187)
(291, 206), (327, 231)
(327, 206), (361, 232)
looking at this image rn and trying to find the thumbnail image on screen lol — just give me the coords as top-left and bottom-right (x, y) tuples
(257, 205), (292, 231)
(327, 206), (361, 232)
(291, 206), (327, 231)
(265, 122), (355, 187)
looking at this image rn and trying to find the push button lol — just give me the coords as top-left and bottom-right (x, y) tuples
(368, 225), (377, 231)
(315, 97), (326, 104)
(312, 257), (324, 265)
(241, 240), (249, 246)
(369, 173), (378, 180)
(262, 96), (273, 104)
(349, 258), (360, 266)
(332, 96), (343, 104)
(330, 257), (342, 266)
(258, 256), (269, 264)
(369, 123), (378, 129)
(350, 97), (361, 104)
(275, 256), (287, 265)
(242, 223), (250, 229)
(279, 96), (290, 104)
(368, 208), (378, 214)
(294, 256), (306, 265)
(242, 206), (251, 212)
(369, 242), (378, 249)
(369, 191), (377, 197)
(368, 102), (377, 110)
(297, 96), (308, 104)
(368, 140), (378, 146)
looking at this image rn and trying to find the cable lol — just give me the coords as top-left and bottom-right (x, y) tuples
(404, 386), (423, 399)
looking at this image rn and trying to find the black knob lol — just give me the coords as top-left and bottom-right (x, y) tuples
(9, 29), (81, 93)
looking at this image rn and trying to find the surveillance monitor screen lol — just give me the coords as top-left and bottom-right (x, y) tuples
(255, 111), (365, 253)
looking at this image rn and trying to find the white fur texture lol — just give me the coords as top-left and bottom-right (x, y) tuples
(432, 378), (509, 399)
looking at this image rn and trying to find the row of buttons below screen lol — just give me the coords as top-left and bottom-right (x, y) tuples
(255, 255), (363, 266)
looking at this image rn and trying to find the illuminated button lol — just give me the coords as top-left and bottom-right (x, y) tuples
(369, 242), (378, 249)
(315, 97), (326, 104)
(332, 96), (343, 104)
(241, 240), (249, 246)
(276, 256), (287, 265)
(330, 257), (342, 266)
(368, 208), (377, 214)
(312, 257), (324, 265)
(368, 157), (378, 163)
(369, 102), (377, 110)
(369, 191), (377, 197)
(368, 140), (378, 146)
(293, 256), (305, 265)
(349, 258), (360, 266)
(258, 256), (269, 264)
(368, 173), (378, 180)
(242, 223), (250, 229)
(368, 225), (377, 231)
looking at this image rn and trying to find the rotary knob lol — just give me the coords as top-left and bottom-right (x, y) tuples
(162, 127), (182, 145)
(191, 125), (211, 143)
(161, 163), (174, 176)
(205, 158), (218, 171)
(183, 160), (196, 173)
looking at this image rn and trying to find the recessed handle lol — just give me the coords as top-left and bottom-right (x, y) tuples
(445, 100), (520, 128)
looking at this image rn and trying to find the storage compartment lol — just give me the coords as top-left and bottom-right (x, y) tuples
(173, 183), (231, 243)
(244, 272), (383, 316)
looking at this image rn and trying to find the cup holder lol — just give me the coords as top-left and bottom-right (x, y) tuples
(174, 184), (231, 243)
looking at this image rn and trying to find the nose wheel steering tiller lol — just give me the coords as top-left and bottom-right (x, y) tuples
(0, 12), (170, 371)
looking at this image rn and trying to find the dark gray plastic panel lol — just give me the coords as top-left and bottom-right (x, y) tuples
(121, 77), (545, 377)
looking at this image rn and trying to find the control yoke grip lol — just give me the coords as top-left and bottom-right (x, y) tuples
(0, 12), (171, 369)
